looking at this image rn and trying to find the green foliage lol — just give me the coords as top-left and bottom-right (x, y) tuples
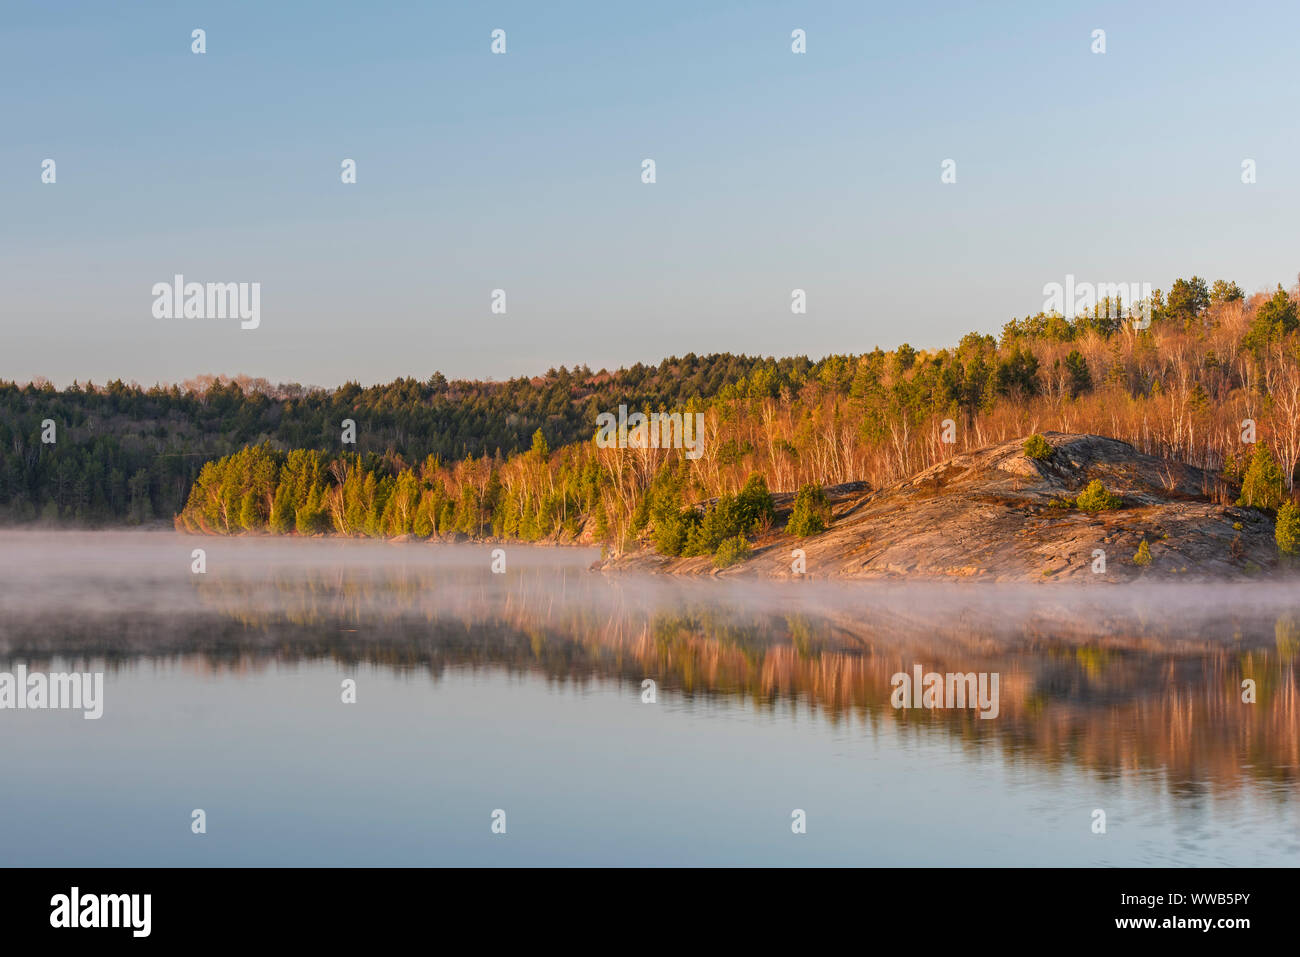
(8, 270), (1297, 544)
(438, 499), (456, 535)
(1075, 479), (1122, 512)
(237, 490), (259, 531)
(387, 470), (420, 536)
(1222, 452), (1242, 484)
(652, 508), (697, 557)
(656, 475), (775, 558)
(1237, 443), (1285, 511)
(1255, 286), (1299, 333)
(1244, 286), (1299, 356)
(1276, 501), (1300, 556)
(268, 484), (293, 534)
(1134, 539), (1153, 566)
(179, 443), (280, 534)
(1064, 350), (1092, 396)
(592, 501), (611, 543)
(643, 462), (692, 555)
(0, 358), (790, 526)
(1023, 434), (1054, 460)
(1210, 279), (1244, 304)
(294, 484), (327, 535)
(412, 503), (434, 538)
(683, 495), (745, 556)
(994, 346), (1040, 396)
(712, 534), (751, 569)
(1165, 276), (1210, 324)
(736, 474), (775, 531)
(894, 343), (916, 372)
(787, 484), (831, 537)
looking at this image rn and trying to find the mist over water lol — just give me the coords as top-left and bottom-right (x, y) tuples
(1, 529), (1297, 866)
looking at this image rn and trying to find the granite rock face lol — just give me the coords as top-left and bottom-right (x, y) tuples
(597, 433), (1284, 582)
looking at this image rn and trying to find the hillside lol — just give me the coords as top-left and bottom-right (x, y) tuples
(4, 273), (1298, 545)
(596, 433), (1284, 582)
(0, 355), (781, 524)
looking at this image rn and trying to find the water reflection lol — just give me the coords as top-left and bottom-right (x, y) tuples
(2, 532), (1297, 806)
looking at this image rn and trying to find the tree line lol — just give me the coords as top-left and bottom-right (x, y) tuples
(5, 275), (1300, 559)
(0, 355), (769, 525)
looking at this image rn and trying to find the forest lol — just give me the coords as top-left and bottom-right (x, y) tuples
(0, 355), (770, 524)
(4, 276), (1299, 561)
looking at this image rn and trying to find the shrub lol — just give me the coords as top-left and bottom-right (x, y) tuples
(683, 495), (743, 556)
(712, 534), (751, 569)
(1134, 539), (1153, 566)
(658, 479), (777, 558)
(1237, 444), (1286, 511)
(1277, 500), (1300, 556)
(646, 468), (695, 556)
(1075, 479), (1122, 512)
(653, 508), (698, 557)
(737, 474), (776, 532)
(787, 484), (831, 537)
(1023, 433), (1054, 461)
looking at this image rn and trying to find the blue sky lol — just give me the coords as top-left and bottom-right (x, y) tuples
(2, 0), (1297, 387)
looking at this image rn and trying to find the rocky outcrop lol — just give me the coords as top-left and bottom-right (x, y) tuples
(596, 433), (1284, 582)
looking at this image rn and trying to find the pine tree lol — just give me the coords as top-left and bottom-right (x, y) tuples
(1237, 444), (1285, 511)
(269, 483), (293, 534)
(1277, 501), (1300, 557)
(412, 499), (434, 538)
(238, 490), (259, 531)
(296, 483), (324, 535)
(531, 428), (549, 458)
(788, 484), (831, 536)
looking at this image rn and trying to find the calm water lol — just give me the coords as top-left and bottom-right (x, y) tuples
(1, 530), (1297, 866)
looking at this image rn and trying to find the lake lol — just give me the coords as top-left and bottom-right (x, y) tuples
(1, 530), (1297, 866)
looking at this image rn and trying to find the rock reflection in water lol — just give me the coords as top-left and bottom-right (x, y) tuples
(2, 531), (1297, 806)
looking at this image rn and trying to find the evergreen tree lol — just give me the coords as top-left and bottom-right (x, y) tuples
(238, 489), (259, 531)
(1237, 444), (1285, 511)
(269, 483), (294, 534)
(787, 484), (831, 537)
(1276, 501), (1299, 556)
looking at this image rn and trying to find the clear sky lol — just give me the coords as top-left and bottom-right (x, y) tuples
(2, 0), (1297, 388)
